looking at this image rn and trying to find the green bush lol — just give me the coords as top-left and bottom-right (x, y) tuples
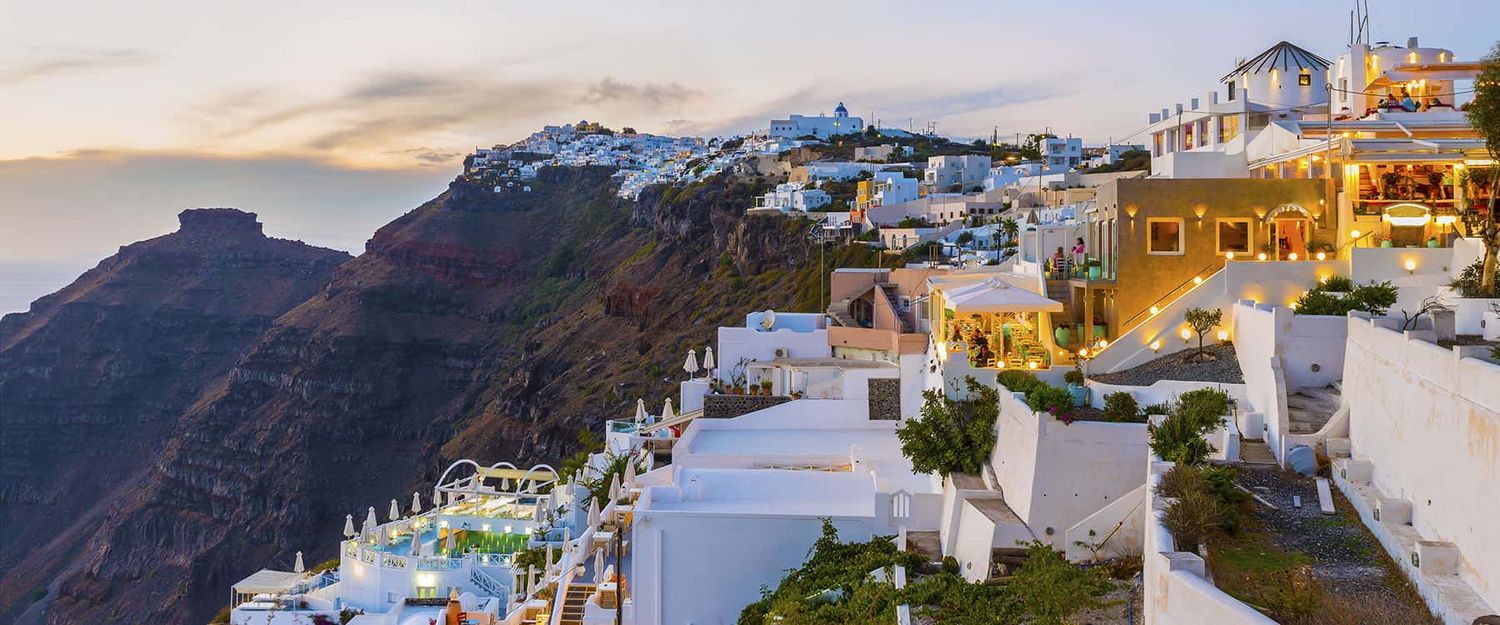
(1448, 259), (1484, 297)
(1143, 402), (1173, 416)
(996, 370), (1042, 394)
(1025, 384), (1074, 418)
(1155, 463), (1208, 500)
(1149, 410), (1216, 466)
(1320, 275), (1354, 292)
(1176, 388), (1231, 428)
(897, 377), (999, 476)
(1007, 542), (1112, 625)
(737, 519), (923, 625)
(1163, 489), (1225, 549)
(1063, 367), (1085, 386)
(1102, 391), (1142, 422)
(1293, 279), (1398, 316)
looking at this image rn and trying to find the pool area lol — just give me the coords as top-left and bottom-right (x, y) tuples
(368, 524), (532, 557)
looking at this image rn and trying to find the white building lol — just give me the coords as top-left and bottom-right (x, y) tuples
(925, 155), (991, 192)
(868, 171), (920, 207)
(769, 102), (865, 139)
(752, 183), (832, 212)
(1084, 144), (1146, 168)
(1041, 136), (1084, 170)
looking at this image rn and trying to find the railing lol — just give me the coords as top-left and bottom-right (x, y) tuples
(1119, 257), (1226, 331)
(471, 566), (510, 603)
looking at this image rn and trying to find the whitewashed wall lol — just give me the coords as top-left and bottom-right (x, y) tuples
(1342, 316), (1500, 610)
(715, 326), (829, 383)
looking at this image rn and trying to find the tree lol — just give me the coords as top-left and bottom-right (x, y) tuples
(999, 217), (1019, 243)
(896, 377), (999, 476)
(1182, 307), (1223, 361)
(1018, 133), (1055, 161)
(1462, 42), (1500, 295)
(955, 231), (975, 247)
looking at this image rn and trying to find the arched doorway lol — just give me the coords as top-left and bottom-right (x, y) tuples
(1265, 204), (1313, 259)
(1384, 203), (1432, 247)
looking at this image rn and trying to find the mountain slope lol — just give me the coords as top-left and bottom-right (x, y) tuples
(0, 209), (351, 617)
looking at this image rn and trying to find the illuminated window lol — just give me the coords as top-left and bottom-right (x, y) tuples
(1147, 218), (1185, 255)
(1216, 219), (1252, 255)
(1298, 71), (1312, 86)
(1218, 115), (1240, 143)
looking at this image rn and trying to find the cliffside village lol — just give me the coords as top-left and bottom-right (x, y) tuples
(225, 33), (1499, 625)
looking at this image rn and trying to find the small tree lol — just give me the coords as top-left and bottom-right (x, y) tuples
(896, 377), (999, 476)
(999, 217), (1020, 243)
(1462, 42), (1500, 295)
(1182, 307), (1223, 361)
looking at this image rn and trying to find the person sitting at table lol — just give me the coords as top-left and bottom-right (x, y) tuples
(1050, 246), (1067, 277)
(1377, 95), (1399, 110)
(1400, 91), (1419, 112)
(1428, 97), (1453, 110)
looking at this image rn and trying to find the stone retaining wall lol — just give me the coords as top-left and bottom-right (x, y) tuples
(868, 378), (901, 420)
(703, 394), (790, 419)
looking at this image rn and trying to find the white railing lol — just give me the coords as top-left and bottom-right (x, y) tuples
(472, 567), (509, 604)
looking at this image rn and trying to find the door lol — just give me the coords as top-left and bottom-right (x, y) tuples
(1273, 219), (1310, 259)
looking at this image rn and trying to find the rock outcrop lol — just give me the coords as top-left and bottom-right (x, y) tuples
(0, 209), (350, 620)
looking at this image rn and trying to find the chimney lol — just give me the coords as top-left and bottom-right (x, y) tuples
(1190, 97), (1200, 110)
(1407, 37), (1419, 49)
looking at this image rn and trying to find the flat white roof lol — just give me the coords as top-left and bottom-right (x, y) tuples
(644, 468), (875, 518)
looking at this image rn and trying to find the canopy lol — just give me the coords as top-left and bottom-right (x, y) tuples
(233, 569), (302, 595)
(942, 279), (1062, 313)
(475, 466), (558, 482)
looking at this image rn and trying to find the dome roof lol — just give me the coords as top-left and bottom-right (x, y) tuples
(834, 101), (849, 116)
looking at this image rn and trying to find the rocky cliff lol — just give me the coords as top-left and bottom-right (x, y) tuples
(0, 166), (882, 625)
(0, 209), (350, 619)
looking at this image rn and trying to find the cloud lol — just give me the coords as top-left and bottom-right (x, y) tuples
(582, 77), (700, 108)
(384, 147), (463, 166)
(0, 45), (156, 84)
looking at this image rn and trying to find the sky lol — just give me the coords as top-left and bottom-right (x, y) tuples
(1, 0), (1498, 312)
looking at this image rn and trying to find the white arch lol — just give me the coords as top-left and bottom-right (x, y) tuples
(433, 458), (483, 503)
(518, 464), (560, 494)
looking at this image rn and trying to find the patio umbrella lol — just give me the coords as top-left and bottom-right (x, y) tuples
(295, 551), (305, 574)
(594, 549), (606, 583)
(703, 346), (715, 372)
(526, 566), (537, 595)
(544, 545), (555, 577)
(624, 460), (637, 488)
(389, 499), (401, 522)
(362, 507), (377, 535)
(662, 398), (675, 423)
(634, 398), (647, 425)
(411, 491), (422, 516)
(410, 528), (421, 556)
(343, 514), (356, 539)
(608, 474), (622, 503)
(445, 528), (456, 555)
(683, 349), (699, 376)
(587, 498), (600, 530)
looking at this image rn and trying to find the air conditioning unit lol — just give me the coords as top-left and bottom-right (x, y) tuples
(774, 348), (789, 358)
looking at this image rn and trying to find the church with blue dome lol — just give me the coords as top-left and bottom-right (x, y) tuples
(769, 102), (864, 139)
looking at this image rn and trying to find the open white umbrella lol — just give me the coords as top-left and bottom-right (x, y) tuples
(662, 398), (675, 423)
(343, 514), (356, 539)
(388, 499), (401, 522)
(634, 398), (647, 424)
(683, 349), (699, 376)
(294, 551), (305, 573)
(703, 346), (715, 372)
(587, 498), (600, 530)
(411, 491), (422, 516)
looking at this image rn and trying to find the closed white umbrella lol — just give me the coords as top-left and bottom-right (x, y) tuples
(624, 459), (637, 488)
(410, 528), (421, 556)
(634, 399), (647, 425)
(544, 545), (555, 577)
(594, 549), (606, 583)
(683, 349), (699, 376)
(362, 507), (377, 536)
(662, 398), (675, 423)
(526, 566), (537, 595)
(608, 474), (622, 503)
(294, 551), (305, 573)
(411, 491), (422, 516)
(445, 528), (456, 555)
(703, 346), (715, 372)
(343, 514), (356, 539)
(389, 499), (401, 522)
(587, 498), (600, 530)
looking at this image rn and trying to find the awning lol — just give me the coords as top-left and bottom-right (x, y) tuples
(233, 570), (302, 595)
(942, 279), (1062, 313)
(475, 466), (557, 481)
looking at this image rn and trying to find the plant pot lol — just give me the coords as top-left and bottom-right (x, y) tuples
(1380, 239), (1393, 248)
(1067, 384), (1089, 407)
(1428, 238), (1439, 248)
(1087, 266), (1102, 280)
(1054, 326), (1071, 346)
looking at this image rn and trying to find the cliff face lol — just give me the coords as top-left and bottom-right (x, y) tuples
(1, 167), (882, 625)
(0, 209), (350, 617)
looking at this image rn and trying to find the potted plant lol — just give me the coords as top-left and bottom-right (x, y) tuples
(1064, 366), (1088, 406)
(1085, 258), (1102, 280)
(759, 379), (773, 395)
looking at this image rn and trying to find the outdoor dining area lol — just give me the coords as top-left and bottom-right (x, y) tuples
(930, 275), (1066, 370)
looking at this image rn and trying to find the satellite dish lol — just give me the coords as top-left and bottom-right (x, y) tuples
(759, 310), (777, 331)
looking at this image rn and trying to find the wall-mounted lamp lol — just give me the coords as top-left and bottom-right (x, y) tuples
(1350, 229), (1361, 239)
(1149, 305), (1160, 316)
(1405, 259), (1417, 274)
(1217, 330), (1229, 342)
(1150, 339), (1162, 352)
(1226, 251), (1236, 260)
(1315, 251), (1326, 261)
(1193, 276), (1203, 285)
(1288, 252), (1299, 261)
(1028, 361), (1039, 370)
(1179, 328), (1192, 341)
(1096, 339), (1108, 349)
(1257, 252), (1268, 261)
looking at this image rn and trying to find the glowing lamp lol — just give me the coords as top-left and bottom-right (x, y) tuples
(1288, 252), (1298, 261)
(1405, 259), (1417, 272)
(1192, 276), (1203, 285)
(1027, 361), (1039, 370)
(1097, 339), (1108, 349)
(1226, 251), (1236, 260)
(1289, 301), (1299, 310)
(1180, 328), (1192, 340)
(1315, 251), (1326, 261)
(1150, 340), (1162, 352)
(1350, 229), (1361, 239)
(1257, 252), (1268, 261)
(1217, 330), (1229, 341)
(1436, 215), (1457, 225)
(1150, 305), (1160, 316)
(1077, 348), (1089, 357)
(1320, 275), (1329, 284)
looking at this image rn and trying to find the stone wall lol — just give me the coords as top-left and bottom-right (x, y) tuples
(867, 378), (901, 420)
(703, 394), (790, 419)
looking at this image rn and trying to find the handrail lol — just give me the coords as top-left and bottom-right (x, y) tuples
(1333, 229), (1378, 254)
(1119, 257), (1226, 330)
(635, 408), (704, 435)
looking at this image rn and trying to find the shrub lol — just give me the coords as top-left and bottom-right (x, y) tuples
(1102, 391), (1141, 422)
(1176, 388), (1231, 428)
(996, 370), (1042, 394)
(1163, 489), (1225, 549)
(941, 555), (961, 576)
(1063, 367), (1085, 386)
(1008, 542), (1112, 625)
(897, 377), (999, 476)
(1293, 280), (1398, 316)
(1155, 464), (1208, 500)
(1320, 275), (1354, 292)
(1149, 410), (1216, 465)
(1448, 259), (1484, 297)
(1143, 402), (1172, 416)
(1025, 384), (1074, 418)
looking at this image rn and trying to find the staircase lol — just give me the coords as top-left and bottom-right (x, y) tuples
(826, 297), (859, 327)
(1287, 382), (1342, 434)
(877, 284), (913, 333)
(558, 582), (596, 625)
(986, 547), (1030, 584)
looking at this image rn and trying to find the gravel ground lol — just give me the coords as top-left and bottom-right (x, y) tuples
(1069, 578), (1143, 625)
(1089, 343), (1243, 386)
(1234, 466), (1410, 599)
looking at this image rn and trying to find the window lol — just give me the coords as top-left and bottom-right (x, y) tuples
(1298, 71), (1312, 86)
(1147, 218), (1184, 255)
(1216, 218), (1252, 255)
(1218, 115), (1240, 143)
